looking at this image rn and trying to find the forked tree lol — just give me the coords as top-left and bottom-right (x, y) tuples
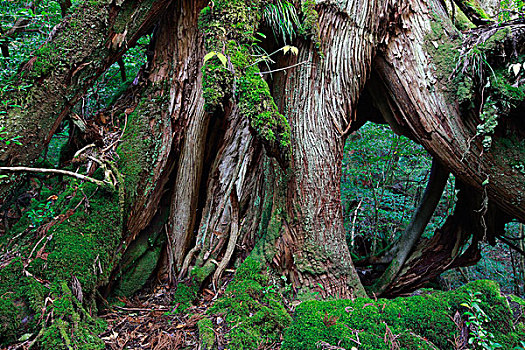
(0, 0), (524, 347)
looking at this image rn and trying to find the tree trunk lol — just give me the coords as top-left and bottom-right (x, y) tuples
(380, 180), (509, 296)
(1, 0), (525, 346)
(372, 0), (525, 222)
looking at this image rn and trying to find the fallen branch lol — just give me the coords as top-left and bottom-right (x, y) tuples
(0, 166), (108, 187)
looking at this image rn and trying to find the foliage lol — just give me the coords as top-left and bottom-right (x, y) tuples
(461, 291), (503, 349)
(341, 122), (455, 256)
(0, 1), (63, 83)
(263, 0), (301, 44)
(0, 126), (22, 146)
(499, 0), (525, 22)
(81, 34), (150, 115)
(27, 199), (55, 228)
(198, 0), (291, 158)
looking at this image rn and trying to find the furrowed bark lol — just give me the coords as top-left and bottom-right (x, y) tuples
(374, 0), (525, 222)
(178, 105), (264, 285)
(124, 0), (208, 244)
(269, 0), (402, 298)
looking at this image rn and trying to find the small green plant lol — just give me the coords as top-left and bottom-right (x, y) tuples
(461, 291), (502, 349)
(28, 200), (55, 228)
(0, 126), (22, 146)
(263, 0), (301, 44)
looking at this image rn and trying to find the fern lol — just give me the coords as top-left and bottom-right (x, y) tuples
(263, 1), (302, 45)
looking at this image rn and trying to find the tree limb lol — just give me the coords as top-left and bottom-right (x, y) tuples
(453, 0), (493, 26)
(0, 166), (109, 187)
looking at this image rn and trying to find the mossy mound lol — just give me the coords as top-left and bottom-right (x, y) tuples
(0, 258), (46, 343)
(0, 178), (122, 348)
(206, 256), (292, 349)
(283, 280), (525, 350)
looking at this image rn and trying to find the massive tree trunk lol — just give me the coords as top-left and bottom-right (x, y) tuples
(1, 0), (525, 346)
(372, 1), (525, 221)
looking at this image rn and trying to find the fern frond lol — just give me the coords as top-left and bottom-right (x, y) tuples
(263, 1), (301, 45)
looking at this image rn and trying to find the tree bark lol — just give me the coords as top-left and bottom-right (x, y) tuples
(372, 0), (525, 223)
(381, 180), (509, 296)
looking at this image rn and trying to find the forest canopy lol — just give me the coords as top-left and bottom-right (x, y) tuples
(0, 0), (525, 349)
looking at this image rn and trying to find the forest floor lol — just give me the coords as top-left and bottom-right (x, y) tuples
(99, 271), (283, 350)
(100, 283), (216, 350)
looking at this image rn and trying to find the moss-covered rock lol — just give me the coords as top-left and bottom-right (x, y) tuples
(282, 280), (525, 350)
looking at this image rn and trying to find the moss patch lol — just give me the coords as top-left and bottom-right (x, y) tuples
(198, 0), (291, 161)
(0, 176), (123, 348)
(39, 281), (106, 350)
(207, 256), (292, 349)
(0, 258), (45, 344)
(172, 283), (199, 314)
(282, 280), (524, 350)
(197, 317), (215, 349)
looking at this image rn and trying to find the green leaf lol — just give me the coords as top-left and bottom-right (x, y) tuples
(216, 52), (228, 67)
(203, 51), (217, 64)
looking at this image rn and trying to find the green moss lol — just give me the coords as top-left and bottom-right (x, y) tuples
(172, 283), (199, 314)
(237, 64), (291, 153)
(283, 280), (524, 350)
(191, 263), (216, 285)
(198, 0), (291, 159)
(198, 317), (215, 349)
(39, 282), (106, 350)
(300, 0), (321, 50)
(424, 20), (464, 101)
(453, 4), (475, 31)
(207, 256), (291, 349)
(0, 258), (46, 344)
(116, 92), (168, 205)
(0, 176), (122, 348)
(464, 0), (491, 20)
(113, 246), (162, 297)
(39, 182), (122, 291)
(112, 211), (167, 297)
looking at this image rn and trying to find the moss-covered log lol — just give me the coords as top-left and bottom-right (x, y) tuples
(283, 280), (525, 349)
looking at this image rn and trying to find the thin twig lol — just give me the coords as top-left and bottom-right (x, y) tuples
(0, 166), (107, 187)
(258, 60), (310, 74)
